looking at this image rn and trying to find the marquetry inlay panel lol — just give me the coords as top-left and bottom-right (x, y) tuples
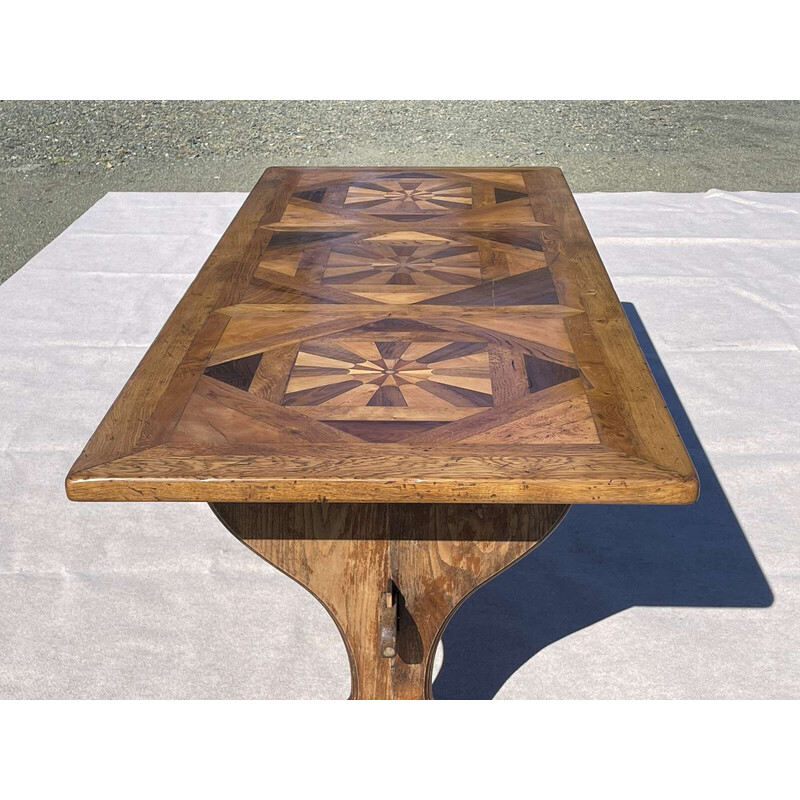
(341, 175), (473, 219)
(66, 167), (698, 504)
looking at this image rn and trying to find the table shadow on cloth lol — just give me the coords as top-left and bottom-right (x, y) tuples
(433, 303), (773, 700)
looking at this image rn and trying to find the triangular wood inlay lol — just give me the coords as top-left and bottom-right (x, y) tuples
(494, 188), (529, 204)
(523, 353), (581, 393)
(267, 231), (356, 249)
(203, 353), (263, 392)
(324, 420), (447, 442)
(294, 189), (326, 204)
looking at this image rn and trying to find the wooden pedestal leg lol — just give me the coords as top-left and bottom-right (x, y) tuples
(210, 502), (569, 700)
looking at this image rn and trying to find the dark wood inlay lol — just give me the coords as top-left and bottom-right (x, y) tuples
(203, 352), (263, 392)
(495, 188), (529, 204)
(324, 421), (447, 442)
(267, 231), (356, 248)
(294, 188), (326, 204)
(524, 353), (581, 393)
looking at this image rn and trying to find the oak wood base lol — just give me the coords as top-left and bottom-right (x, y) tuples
(210, 502), (569, 700)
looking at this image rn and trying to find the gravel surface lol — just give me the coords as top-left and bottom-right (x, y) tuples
(2, 100), (799, 283)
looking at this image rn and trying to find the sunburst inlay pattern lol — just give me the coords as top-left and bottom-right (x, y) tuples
(282, 340), (493, 413)
(344, 178), (472, 218)
(322, 242), (481, 287)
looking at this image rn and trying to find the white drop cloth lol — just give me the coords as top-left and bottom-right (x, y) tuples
(1, 190), (798, 699)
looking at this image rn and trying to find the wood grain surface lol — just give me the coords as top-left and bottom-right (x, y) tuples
(66, 167), (698, 504)
(210, 501), (569, 699)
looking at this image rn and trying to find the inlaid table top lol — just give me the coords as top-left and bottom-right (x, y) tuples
(66, 167), (698, 504)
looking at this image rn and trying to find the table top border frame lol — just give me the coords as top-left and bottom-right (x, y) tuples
(66, 167), (698, 504)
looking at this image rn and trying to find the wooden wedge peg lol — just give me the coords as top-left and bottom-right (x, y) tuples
(379, 579), (398, 658)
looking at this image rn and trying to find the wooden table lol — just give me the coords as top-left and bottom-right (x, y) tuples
(66, 167), (697, 699)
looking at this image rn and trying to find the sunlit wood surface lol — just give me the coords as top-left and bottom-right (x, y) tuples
(66, 168), (697, 503)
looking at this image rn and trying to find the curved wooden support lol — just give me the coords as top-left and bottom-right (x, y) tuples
(210, 502), (569, 700)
